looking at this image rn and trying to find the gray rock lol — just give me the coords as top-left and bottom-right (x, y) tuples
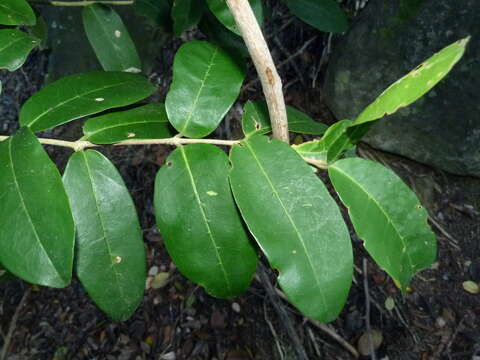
(324, 0), (480, 177)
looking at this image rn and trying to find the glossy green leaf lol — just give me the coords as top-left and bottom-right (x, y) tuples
(171, 0), (203, 36)
(0, 128), (74, 288)
(63, 150), (146, 321)
(165, 41), (245, 138)
(329, 158), (437, 291)
(20, 72), (156, 132)
(206, 0), (263, 35)
(0, 0), (36, 26)
(286, 0), (347, 33)
(0, 29), (40, 71)
(229, 135), (352, 322)
(83, 103), (173, 144)
(83, 4), (142, 72)
(242, 101), (328, 137)
(355, 37), (469, 125)
(155, 144), (257, 298)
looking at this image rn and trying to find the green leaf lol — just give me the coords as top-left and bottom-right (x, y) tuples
(0, 128), (74, 288)
(199, 12), (248, 59)
(171, 0), (204, 36)
(229, 136), (352, 322)
(134, 0), (171, 28)
(286, 0), (347, 33)
(83, 4), (142, 72)
(242, 101), (328, 137)
(29, 16), (48, 48)
(206, 0), (263, 35)
(83, 103), (173, 144)
(63, 150), (146, 321)
(20, 72), (156, 132)
(328, 158), (437, 291)
(287, 105), (328, 135)
(165, 41), (245, 138)
(0, 0), (36, 26)
(354, 37), (470, 125)
(154, 144), (257, 298)
(0, 29), (40, 71)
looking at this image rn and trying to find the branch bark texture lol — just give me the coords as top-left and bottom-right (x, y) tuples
(226, 0), (289, 143)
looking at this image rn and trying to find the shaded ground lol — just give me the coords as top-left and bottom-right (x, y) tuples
(1, 1), (480, 359)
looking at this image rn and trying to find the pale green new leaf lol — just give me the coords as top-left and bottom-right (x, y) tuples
(171, 0), (203, 36)
(329, 158), (437, 291)
(83, 103), (173, 144)
(0, 0), (36, 26)
(0, 128), (74, 288)
(20, 72), (156, 132)
(165, 41), (245, 138)
(355, 37), (470, 125)
(155, 144), (257, 298)
(229, 136), (352, 322)
(242, 100), (327, 137)
(206, 0), (263, 35)
(286, 0), (347, 33)
(63, 150), (146, 321)
(83, 4), (142, 72)
(0, 29), (40, 71)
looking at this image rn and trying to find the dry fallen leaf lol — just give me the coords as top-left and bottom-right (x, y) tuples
(357, 329), (383, 356)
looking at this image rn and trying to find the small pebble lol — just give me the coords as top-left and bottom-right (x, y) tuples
(232, 302), (241, 313)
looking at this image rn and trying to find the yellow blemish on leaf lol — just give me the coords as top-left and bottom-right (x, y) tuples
(113, 256), (122, 264)
(127, 133), (136, 138)
(206, 191), (218, 196)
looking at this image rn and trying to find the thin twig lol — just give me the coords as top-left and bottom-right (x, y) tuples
(0, 135), (239, 151)
(269, 285), (360, 358)
(258, 266), (309, 360)
(226, 0), (289, 143)
(28, 0), (134, 5)
(363, 258), (377, 360)
(0, 288), (31, 360)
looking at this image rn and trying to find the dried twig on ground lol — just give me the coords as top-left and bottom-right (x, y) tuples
(0, 287), (31, 360)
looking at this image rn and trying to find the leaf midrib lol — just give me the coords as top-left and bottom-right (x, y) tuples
(85, 118), (168, 139)
(180, 46), (219, 134)
(81, 152), (127, 306)
(243, 141), (327, 309)
(26, 79), (137, 128)
(180, 147), (232, 293)
(8, 137), (64, 283)
(331, 165), (415, 274)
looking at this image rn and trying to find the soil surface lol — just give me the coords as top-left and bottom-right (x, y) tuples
(1, 1), (479, 359)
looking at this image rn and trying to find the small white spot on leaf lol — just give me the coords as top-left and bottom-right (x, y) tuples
(113, 256), (122, 264)
(115, 30), (121, 38)
(206, 191), (218, 196)
(124, 67), (141, 74)
(127, 132), (136, 138)
(95, 98), (105, 102)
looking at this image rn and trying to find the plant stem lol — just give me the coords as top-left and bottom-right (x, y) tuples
(27, 0), (134, 6)
(226, 0), (289, 144)
(0, 135), (239, 151)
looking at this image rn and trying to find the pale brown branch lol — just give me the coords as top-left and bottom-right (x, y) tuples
(226, 0), (289, 143)
(28, 0), (134, 5)
(0, 135), (239, 151)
